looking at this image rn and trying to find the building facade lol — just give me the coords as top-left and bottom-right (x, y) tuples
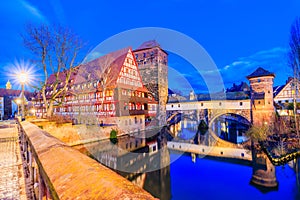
(32, 46), (159, 133)
(274, 77), (300, 104)
(133, 40), (168, 126)
(0, 81), (33, 120)
(247, 67), (275, 126)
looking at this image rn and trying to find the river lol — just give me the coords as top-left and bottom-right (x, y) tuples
(75, 120), (299, 200)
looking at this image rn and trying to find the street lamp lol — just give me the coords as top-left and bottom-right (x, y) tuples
(15, 98), (21, 116)
(17, 71), (28, 121)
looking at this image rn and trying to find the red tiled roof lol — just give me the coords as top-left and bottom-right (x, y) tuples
(47, 67), (79, 85)
(74, 47), (130, 88)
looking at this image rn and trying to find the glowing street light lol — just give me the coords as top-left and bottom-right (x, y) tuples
(18, 71), (28, 84)
(9, 60), (37, 121)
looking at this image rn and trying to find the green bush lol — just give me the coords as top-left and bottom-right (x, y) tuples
(110, 129), (118, 144)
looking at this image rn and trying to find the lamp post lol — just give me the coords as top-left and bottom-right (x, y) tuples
(18, 71), (28, 121)
(15, 98), (21, 116)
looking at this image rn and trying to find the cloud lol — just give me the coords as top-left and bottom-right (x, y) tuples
(0, 0), (47, 24)
(221, 47), (292, 87)
(20, 0), (46, 21)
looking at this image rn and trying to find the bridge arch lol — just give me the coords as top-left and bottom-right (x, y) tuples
(209, 111), (251, 146)
(208, 109), (251, 126)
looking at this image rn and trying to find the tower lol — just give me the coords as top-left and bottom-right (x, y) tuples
(247, 67), (275, 126)
(6, 80), (12, 90)
(247, 67), (278, 189)
(133, 40), (168, 126)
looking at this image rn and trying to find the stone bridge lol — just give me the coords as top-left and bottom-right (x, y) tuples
(166, 99), (251, 124)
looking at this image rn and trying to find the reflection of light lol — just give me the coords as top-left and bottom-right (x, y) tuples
(221, 122), (226, 132)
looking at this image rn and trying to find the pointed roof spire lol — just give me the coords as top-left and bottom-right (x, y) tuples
(6, 80), (12, 90)
(246, 67), (275, 79)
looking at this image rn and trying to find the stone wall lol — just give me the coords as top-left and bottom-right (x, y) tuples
(19, 121), (156, 199)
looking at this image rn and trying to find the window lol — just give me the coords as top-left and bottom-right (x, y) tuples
(219, 102), (222, 106)
(240, 102), (243, 106)
(201, 103), (204, 107)
(135, 117), (138, 124)
(153, 146), (157, 152)
(178, 104), (180, 108)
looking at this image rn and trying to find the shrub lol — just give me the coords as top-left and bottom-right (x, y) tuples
(110, 129), (118, 144)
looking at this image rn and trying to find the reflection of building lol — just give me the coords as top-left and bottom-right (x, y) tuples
(134, 40), (168, 126)
(0, 81), (33, 120)
(247, 67), (275, 126)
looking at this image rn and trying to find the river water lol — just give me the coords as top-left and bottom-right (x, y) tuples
(77, 121), (299, 200)
(169, 152), (299, 200)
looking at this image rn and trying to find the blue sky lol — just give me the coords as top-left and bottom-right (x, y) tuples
(0, 0), (299, 94)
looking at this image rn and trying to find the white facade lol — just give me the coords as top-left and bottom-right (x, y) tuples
(274, 78), (300, 104)
(166, 99), (251, 111)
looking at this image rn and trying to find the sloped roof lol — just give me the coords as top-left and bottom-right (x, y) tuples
(0, 88), (33, 99)
(273, 77), (300, 98)
(74, 47), (130, 88)
(135, 40), (160, 51)
(273, 85), (284, 97)
(246, 67), (275, 79)
(226, 82), (250, 92)
(47, 67), (79, 85)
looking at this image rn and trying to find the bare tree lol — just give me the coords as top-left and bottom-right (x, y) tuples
(23, 24), (83, 117)
(288, 17), (300, 144)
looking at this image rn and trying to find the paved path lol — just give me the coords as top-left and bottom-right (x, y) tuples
(0, 120), (27, 200)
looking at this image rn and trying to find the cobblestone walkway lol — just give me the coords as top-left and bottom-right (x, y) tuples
(0, 121), (27, 200)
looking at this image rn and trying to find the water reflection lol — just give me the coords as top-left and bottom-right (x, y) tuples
(211, 113), (250, 144)
(74, 123), (299, 200)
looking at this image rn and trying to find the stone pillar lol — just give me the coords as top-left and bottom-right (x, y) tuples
(250, 151), (278, 189)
